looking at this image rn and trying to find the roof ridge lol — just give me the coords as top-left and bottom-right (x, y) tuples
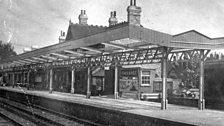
(173, 30), (212, 39)
(70, 23), (107, 28)
(107, 21), (129, 29)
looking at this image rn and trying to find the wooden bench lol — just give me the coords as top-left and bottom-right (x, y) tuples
(140, 93), (161, 100)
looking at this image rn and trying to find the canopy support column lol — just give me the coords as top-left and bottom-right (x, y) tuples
(66, 67), (69, 90)
(27, 71), (30, 90)
(12, 73), (15, 88)
(20, 72), (22, 87)
(46, 69), (49, 89)
(16, 73), (18, 87)
(24, 72), (26, 88)
(114, 65), (118, 99)
(49, 68), (53, 93)
(86, 66), (91, 98)
(199, 50), (205, 110)
(7, 72), (9, 85)
(71, 68), (75, 93)
(161, 47), (168, 110)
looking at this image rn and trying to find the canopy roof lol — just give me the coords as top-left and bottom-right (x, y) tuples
(0, 22), (223, 70)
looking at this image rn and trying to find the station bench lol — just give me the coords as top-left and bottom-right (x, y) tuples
(140, 93), (161, 101)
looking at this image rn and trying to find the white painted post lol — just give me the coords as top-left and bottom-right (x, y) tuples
(161, 47), (168, 110)
(138, 68), (141, 100)
(114, 65), (118, 99)
(199, 50), (205, 110)
(49, 68), (53, 93)
(86, 67), (91, 98)
(71, 68), (75, 93)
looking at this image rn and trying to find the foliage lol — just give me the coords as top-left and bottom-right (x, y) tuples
(168, 53), (200, 89)
(0, 40), (17, 60)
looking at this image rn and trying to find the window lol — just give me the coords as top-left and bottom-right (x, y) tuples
(141, 71), (151, 86)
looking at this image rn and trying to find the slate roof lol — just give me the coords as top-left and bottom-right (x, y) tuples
(65, 23), (107, 41)
(65, 22), (130, 41)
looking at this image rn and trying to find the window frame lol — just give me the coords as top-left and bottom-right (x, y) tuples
(141, 70), (151, 86)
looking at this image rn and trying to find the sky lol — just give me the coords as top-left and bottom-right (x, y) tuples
(1, 0), (224, 54)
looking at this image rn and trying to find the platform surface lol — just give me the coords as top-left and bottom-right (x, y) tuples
(1, 86), (224, 126)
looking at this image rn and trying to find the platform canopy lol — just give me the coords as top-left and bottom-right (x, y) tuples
(0, 22), (224, 70)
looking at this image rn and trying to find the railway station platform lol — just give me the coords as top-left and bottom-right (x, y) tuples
(0, 86), (224, 126)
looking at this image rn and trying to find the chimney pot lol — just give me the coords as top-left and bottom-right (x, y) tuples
(114, 11), (116, 17)
(111, 11), (113, 17)
(69, 19), (72, 25)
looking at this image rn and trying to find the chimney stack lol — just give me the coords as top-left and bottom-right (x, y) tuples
(127, 0), (142, 26)
(69, 19), (72, 25)
(59, 30), (65, 43)
(31, 45), (39, 50)
(78, 10), (88, 25)
(130, 0), (133, 5)
(23, 48), (31, 53)
(108, 11), (118, 26)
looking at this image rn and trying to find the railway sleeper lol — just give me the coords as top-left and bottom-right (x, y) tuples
(1, 103), (53, 126)
(0, 107), (35, 126)
(0, 98), (85, 126)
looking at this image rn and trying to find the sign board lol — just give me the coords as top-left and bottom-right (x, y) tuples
(120, 68), (138, 77)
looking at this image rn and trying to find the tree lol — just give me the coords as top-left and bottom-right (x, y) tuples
(0, 40), (17, 60)
(168, 53), (200, 89)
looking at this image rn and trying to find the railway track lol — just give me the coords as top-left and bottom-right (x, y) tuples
(0, 107), (34, 126)
(0, 98), (105, 126)
(0, 113), (15, 126)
